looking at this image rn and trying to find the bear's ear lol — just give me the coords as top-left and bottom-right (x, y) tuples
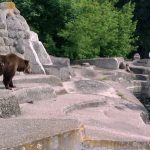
(24, 60), (29, 66)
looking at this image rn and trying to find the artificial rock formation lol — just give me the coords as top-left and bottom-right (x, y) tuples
(0, 2), (52, 74)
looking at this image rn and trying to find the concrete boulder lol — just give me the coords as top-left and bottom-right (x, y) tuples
(15, 39), (25, 54)
(132, 59), (148, 67)
(74, 79), (111, 94)
(0, 9), (7, 30)
(81, 66), (97, 78)
(130, 59), (150, 74)
(31, 31), (52, 65)
(0, 2), (76, 76)
(6, 14), (25, 31)
(0, 94), (21, 118)
(0, 2), (53, 74)
(3, 37), (14, 46)
(50, 55), (70, 67)
(0, 29), (8, 37)
(44, 56), (75, 81)
(73, 57), (120, 69)
(23, 39), (46, 74)
(44, 65), (72, 81)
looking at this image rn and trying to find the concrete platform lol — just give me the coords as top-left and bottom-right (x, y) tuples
(130, 64), (150, 74)
(0, 82), (56, 117)
(18, 93), (150, 142)
(0, 83), (56, 103)
(0, 74), (66, 117)
(0, 67), (150, 149)
(0, 118), (80, 149)
(0, 74), (63, 87)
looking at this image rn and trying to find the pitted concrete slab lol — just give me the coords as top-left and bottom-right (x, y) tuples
(0, 82), (57, 117)
(0, 118), (79, 149)
(17, 92), (150, 142)
(0, 66), (150, 148)
(0, 74), (62, 87)
(0, 83), (56, 103)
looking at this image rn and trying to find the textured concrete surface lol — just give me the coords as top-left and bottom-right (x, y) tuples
(0, 65), (150, 149)
(0, 83), (56, 103)
(0, 119), (79, 149)
(0, 94), (20, 117)
(72, 58), (120, 69)
(18, 93), (150, 142)
(44, 65), (71, 81)
(1, 2), (150, 149)
(0, 75), (62, 117)
(0, 74), (62, 86)
(74, 80), (111, 94)
(0, 2), (52, 74)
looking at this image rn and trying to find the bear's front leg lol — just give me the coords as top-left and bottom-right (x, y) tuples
(9, 80), (16, 88)
(3, 77), (12, 90)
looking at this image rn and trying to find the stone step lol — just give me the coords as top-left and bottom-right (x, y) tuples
(84, 116), (150, 141)
(130, 80), (148, 89)
(130, 64), (150, 74)
(0, 118), (80, 149)
(135, 74), (149, 81)
(0, 74), (63, 87)
(44, 65), (72, 81)
(53, 86), (67, 95)
(83, 127), (150, 149)
(130, 80), (148, 94)
(0, 83), (56, 118)
(132, 59), (150, 68)
(0, 83), (56, 103)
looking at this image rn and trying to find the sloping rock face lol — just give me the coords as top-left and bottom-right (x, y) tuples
(72, 57), (122, 70)
(0, 2), (52, 74)
(45, 55), (75, 81)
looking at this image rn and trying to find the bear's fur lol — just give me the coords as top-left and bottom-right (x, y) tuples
(0, 53), (31, 90)
(119, 62), (126, 69)
(125, 63), (131, 73)
(0, 62), (4, 76)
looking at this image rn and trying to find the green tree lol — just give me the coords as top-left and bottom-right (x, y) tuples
(134, 0), (150, 58)
(117, 0), (150, 58)
(13, 0), (67, 56)
(0, 0), (137, 59)
(59, 0), (137, 59)
(116, 2), (137, 56)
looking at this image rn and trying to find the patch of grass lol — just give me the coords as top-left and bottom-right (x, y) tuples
(99, 77), (109, 81)
(116, 91), (126, 100)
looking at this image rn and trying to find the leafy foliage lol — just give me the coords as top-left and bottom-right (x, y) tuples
(13, 0), (66, 56)
(117, 0), (150, 58)
(0, 0), (137, 59)
(59, 0), (137, 59)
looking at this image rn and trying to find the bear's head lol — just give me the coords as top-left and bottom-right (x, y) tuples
(24, 60), (31, 74)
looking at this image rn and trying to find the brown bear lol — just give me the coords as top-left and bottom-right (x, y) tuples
(125, 63), (131, 73)
(0, 53), (31, 90)
(119, 62), (126, 69)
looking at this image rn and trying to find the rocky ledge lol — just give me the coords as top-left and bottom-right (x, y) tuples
(0, 64), (150, 149)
